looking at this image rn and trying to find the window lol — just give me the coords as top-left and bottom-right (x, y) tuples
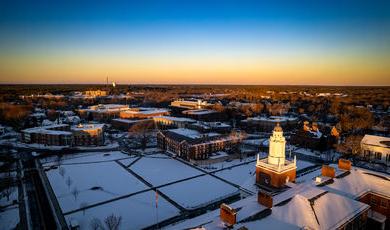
(375, 152), (382, 160)
(380, 199), (388, 209)
(386, 154), (390, 163)
(371, 197), (377, 206)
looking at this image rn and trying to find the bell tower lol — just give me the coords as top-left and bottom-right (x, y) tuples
(256, 123), (296, 188)
(268, 123), (286, 166)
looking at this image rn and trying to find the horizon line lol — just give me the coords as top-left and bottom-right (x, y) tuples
(0, 83), (389, 87)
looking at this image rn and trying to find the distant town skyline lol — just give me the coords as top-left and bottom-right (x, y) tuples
(1, 0), (389, 85)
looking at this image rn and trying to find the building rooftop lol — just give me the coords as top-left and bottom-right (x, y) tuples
(361, 134), (390, 148)
(121, 108), (169, 115)
(71, 123), (105, 131)
(153, 116), (196, 123)
(182, 109), (218, 115)
(162, 128), (222, 143)
(244, 116), (298, 123)
(22, 124), (70, 134)
(167, 164), (389, 229)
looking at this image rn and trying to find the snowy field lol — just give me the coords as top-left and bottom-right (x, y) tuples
(159, 174), (239, 210)
(213, 163), (257, 192)
(0, 172), (19, 230)
(130, 154), (204, 186)
(65, 190), (180, 230)
(0, 205), (19, 230)
(199, 155), (258, 172)
(44, 161), (149, 213)
(42, 151), (131, 167)
(117, 157), (139, 167)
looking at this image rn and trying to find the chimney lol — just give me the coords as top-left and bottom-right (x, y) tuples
(338, 159), (352, 171)
(321, 165), (336, 178)
(220, 203), (237, 226)
(312, 122), (318, 131)
(258, 191), (273, 208)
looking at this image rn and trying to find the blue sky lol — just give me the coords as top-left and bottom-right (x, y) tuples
(0, 0), (389, 85)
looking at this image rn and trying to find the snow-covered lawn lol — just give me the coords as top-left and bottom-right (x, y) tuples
(74, 142), (119, 151)
(159, 174), (239, 210)
(0, 205), (19, 230)
(212, 163), (257, 192)
(199, 155), (259, 172)
(45, 161), (149, 213)
(42, 151), (131, 167)
(117, 157), (139, 167)
(130, 154), (204, 186)
(65, 190), (180, 230)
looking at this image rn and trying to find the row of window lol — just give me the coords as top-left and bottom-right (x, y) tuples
(370, 196), (388, 209)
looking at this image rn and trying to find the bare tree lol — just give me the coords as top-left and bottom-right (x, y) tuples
(104, 214), (122, 230)
(56, 155), (62, 166)
(128, 120), (155, 151)
(59, 167), (66, 178)
(90, 218), (104, 230)
(336, 135), (363, 157)
(71, 187), (79, 201)
(2, 186), (14, 202)
(66, 176), (72, 189)
(80, 202), (88, 216)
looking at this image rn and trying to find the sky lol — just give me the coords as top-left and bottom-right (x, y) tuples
(0, 0), (389, 85)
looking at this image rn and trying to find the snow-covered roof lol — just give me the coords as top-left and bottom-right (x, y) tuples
(112, 118), (144, 124)
(121, 108), (169, 115)
(84, 104), (129, 112)
(153, 116), (196, 123)
(183, 109), (217, 115)
(71, 123), (105, 131)
(22, 124), (72, 135)
(323, 165), (390, 199)
(169, 128), (203, 139)
(361, 135), (390, 148)
(168, 164), (387, 230)
(245, 115), (298, 123)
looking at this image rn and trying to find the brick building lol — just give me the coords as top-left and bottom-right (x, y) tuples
(157, 128), (241, 160)
(22, 123), (105, 146)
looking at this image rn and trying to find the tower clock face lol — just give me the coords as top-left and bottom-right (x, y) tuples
(259, 172), (271, 185)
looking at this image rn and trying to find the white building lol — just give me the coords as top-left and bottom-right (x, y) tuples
(170, 99), (213, 109)
(360, 135), (390, 165)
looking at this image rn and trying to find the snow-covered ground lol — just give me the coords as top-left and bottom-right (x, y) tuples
(213, 162), (257, 192)
(44, 161), (149, 213)
(0, 172), (19, 230)
(199, 154), (263, 172)
(0, 205), (19, 230)
(65, 190), (180, 230)
(43, 151), (130, 165)
(130, 154), (204, 186)
(159, 174), (239, 210)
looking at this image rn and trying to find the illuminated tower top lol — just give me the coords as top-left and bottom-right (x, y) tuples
(268, 123), (286, 166)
